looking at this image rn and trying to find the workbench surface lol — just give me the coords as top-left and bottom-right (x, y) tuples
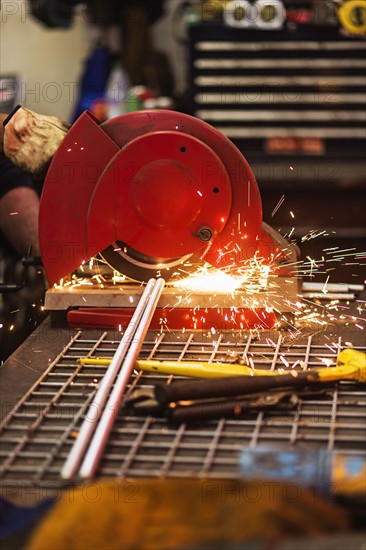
(1, 295), (365, 549)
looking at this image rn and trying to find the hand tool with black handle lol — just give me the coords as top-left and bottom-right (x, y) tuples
(155, 372), (321, 405)
(155, 348), (366, 405)
(167, 391), (298, 423)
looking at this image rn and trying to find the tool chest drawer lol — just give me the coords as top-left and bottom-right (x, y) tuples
(188, 22), (366, 184)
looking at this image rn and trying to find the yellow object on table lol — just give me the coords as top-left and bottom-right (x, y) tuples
(79, 357), (273, 378)
(25, 479), (349, 550)
(338, 0), (366, 35)
(79, 348), (366, 382)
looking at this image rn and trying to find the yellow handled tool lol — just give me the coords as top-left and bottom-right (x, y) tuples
(152, 348), (366, 405)
(79, 357), (272, 378)
(79, 348), (366, 382)
(337, 0), (366, 35)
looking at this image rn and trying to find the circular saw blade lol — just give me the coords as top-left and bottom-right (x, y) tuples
(100, 242), (195, 283)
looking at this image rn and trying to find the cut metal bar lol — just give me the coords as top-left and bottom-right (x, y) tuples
(79, 277), (165, 478)
(302, 282), (364, 293)
(61, 278), (157, 480)
(302, 292), (355, 300)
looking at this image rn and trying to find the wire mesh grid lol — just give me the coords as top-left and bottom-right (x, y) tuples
(0, 330), (365, 487)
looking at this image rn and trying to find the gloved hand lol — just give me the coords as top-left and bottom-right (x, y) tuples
(3, 106), (69, 176)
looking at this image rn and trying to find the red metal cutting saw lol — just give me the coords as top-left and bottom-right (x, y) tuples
(39, 110), (294, 287)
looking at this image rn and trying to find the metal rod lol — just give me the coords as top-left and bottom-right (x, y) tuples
(302, 292), (355, 300)
(61, 278), (158, 480)
(302, 282), (364, 292)
(79, 277), (165, 478)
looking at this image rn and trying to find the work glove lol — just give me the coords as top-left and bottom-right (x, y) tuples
(3, 106), (69, 177)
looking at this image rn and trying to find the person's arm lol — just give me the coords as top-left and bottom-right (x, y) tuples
(0, 186), (40, 256)
(0, 153), (40, 256)
(0, 113), (8, 151)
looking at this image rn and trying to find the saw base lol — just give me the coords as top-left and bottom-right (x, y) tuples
(45, 278), (299, 311)
(44, 276), (300, 331)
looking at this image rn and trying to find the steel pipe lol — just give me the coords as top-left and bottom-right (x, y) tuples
(79, 277), (165, 478)
(61, 278), (160, 480)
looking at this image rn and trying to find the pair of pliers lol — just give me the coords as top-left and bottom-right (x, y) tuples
(122, 387), (331, 423)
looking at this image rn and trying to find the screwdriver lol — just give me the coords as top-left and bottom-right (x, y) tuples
(79, 348), (366, 383)
(79, 357), (273, 378)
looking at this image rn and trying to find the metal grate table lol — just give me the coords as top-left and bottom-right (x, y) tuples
(1, 329), (365, 487)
